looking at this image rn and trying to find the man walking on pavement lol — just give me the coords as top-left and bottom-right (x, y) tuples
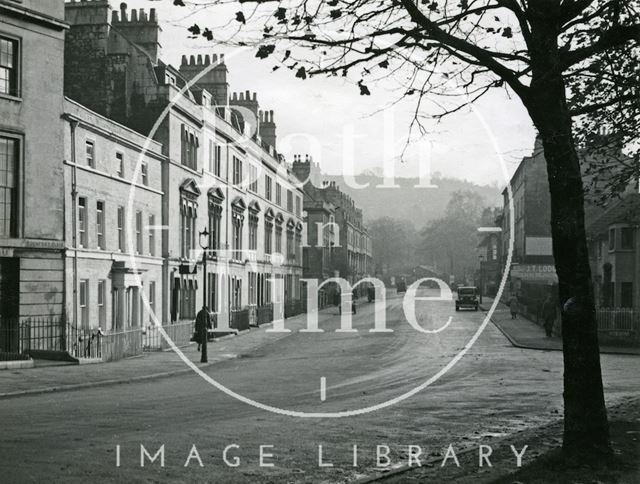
(195, 305), (212, 363)
(541, 295), (556, 338)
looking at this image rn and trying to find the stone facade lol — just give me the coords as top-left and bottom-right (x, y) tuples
(501, 136), (554, 267)
(63, 0), (305, 329)
(62, 99), (165, 331)
(587, 194), (640, 308)
(292, 158), (373, 297)
(0, 0), (68, 337)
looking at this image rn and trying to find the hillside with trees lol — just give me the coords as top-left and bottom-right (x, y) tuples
(322, 173), (501, 227)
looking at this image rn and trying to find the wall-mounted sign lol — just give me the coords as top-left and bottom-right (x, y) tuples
(510, 264), (558, 283)
(0, 247), (15, 257)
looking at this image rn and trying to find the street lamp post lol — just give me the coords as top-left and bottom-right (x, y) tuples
(478, 254), (485, 305)
(199, 228), (209, 363)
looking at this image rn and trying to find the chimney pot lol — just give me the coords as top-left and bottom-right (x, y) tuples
(220, 54), (225, 63)
(139, 8), (146, 22)
(149, 8), (157, 22)
(253, 92), (257, 101)
(111, 10), (119, 22)
(189, 55), (196, 65)
(120, 2), (128, 21)
(204, 55), (210, 65)
(130, 9), (137, 22)
(181, 55), (188, 65)
(197, 54), (203, 65)
(212, 54), (218, 64)
(245, 90), (250, 100)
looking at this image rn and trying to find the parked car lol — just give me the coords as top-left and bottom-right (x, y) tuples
(455, 286), (479, 311)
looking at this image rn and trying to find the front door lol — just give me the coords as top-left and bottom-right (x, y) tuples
(0, 257), (20, 352)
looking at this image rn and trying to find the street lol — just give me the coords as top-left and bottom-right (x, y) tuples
(1, 289), (639, 483)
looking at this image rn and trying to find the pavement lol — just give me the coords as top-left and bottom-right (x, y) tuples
(0, 306), (329, 399)
(480, 296), (640, 356)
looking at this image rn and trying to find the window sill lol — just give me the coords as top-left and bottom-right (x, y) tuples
(0, 93), (22, 103)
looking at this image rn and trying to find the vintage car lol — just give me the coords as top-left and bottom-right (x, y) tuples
(455, 286), (479, 311)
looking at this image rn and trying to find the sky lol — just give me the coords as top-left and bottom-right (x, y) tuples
(122, 0), (538, 186)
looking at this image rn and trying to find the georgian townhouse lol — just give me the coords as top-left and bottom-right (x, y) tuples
(0, 1), (67, 355)
(292, 158), (374, 299)
(64, 1), (305, 329)
(62, 99), (165, 331)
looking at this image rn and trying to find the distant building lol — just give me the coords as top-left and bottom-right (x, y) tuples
(0, 0), (68, 344)
(501, 134), (637, 312)
(476, 226), (502, 297)
(587, 194), (640, 308)
(501, 136), (555, 269)
(292, 158), (373, 298)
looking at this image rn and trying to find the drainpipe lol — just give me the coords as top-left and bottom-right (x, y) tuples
(225, 130), (231, 324)
(68, 118), (79, 328)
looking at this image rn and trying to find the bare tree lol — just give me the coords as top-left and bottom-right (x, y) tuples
(177, 0), (639, 459)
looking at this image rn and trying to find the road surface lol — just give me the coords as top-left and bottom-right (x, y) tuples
(1, 290), (638, 483)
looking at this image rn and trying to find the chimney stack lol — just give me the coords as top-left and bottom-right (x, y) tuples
(178, 52), (229, 106)
(259, 109), (277, 151)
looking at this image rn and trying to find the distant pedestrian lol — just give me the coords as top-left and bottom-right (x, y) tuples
(334, 289), (341, 314)
(541, 295), (556, 337)
(508, 294), (519, 319)
(195, 305), (211, 352)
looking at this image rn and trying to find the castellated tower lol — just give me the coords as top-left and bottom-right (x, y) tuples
(291, 154), (322, 186)
(230, 90), (258, 115)
(229, 91), (259, 139)
(64, 0), (111, 52)
(64, 0), (114, 117)
(178, 54), (229, 106)
(64, 1), (164, 129)
(110, 3), (161, 62)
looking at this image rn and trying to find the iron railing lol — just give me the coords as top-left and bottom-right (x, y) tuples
(66, 325), (103, 359)
(596, 308), (640, 344)
(230, 309), (250, 332)
(0, 316), (29, 356)
(143, 321), (195, 351)
(284, 299), (306, 319)
(0, 315), (149, 361)
(256, 304), (274, 326)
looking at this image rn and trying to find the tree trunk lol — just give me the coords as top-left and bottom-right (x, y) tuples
(526, 82), (610, 459)
(521, 4), (610, 457)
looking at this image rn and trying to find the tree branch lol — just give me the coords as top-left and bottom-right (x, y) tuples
(399, 0), (530, 100)
(561, 23), (640, 68)
(570, 92), (638, 116)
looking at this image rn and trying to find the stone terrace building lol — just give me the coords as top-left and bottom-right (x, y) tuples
(0, 0), (68, 347)
(292, 158), (373, 298)
(63, 0), (304, 328)
(62, 99), (165, 331)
